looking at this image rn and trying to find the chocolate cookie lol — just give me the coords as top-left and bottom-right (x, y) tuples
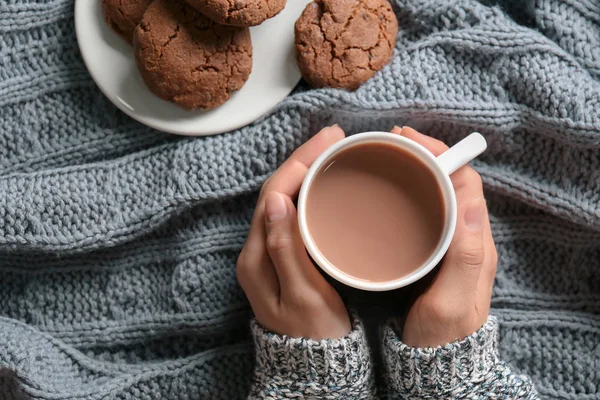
(184, 0), (286, 27)
(295, 0), (398, 90)
(133, 0), (253, 110)
(102, 0), (153, 44)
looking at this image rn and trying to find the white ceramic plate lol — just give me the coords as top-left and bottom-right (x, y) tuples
(75, 0), (311, 136)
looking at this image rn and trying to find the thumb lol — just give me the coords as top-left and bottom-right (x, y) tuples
(264, 191), (320, 288)
(436, 198), (487, 299)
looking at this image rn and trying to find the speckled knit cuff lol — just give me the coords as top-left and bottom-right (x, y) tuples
(249, 314), (375, 399)
(383, 316), (499, 397)
(382, 315), (538, 399)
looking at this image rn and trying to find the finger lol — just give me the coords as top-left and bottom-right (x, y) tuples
(477, 206), (497, 310)
(243, 125), (345, 259)
(264, 191), (324, 290)
(261, 125), (345, 198)
(435, 197), (487, 301)
(448, 165), (496, 309)
(396, 126), (449, 156)
(397, 126), (480, 193)
(390, 125), (403, 135)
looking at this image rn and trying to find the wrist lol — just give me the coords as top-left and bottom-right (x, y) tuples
(401, 313), (487, 348)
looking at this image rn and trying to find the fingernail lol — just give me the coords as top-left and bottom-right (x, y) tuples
(330, 123), (340, 128)
(464, 200), (485, 231)
(265, 192), (287, 223)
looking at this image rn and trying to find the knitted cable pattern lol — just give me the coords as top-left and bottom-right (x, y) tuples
(0, 0), (599, 399)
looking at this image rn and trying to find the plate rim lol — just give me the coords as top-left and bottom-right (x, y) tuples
(74, 0), (303, 137)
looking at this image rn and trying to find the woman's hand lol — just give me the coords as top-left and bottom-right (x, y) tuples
(393, 126), (498, 348)
(236, 126), (352, 340)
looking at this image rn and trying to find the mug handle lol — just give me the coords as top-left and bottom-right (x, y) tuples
(436, 132), (488, 175)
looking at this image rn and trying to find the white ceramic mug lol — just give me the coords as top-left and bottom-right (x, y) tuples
(297, 131), (488, 291)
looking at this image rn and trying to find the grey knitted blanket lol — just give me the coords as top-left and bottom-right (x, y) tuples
(0, 0), (599, 399)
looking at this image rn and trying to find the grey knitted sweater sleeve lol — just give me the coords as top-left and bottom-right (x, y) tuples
(250, 315), (538, 399)
(248, 315), (376, 399)
(382, 316), (539, 399)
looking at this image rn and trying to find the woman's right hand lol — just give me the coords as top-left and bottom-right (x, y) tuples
(393, 127), (498, 348)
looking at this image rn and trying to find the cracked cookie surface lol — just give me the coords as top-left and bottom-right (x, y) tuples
(295, 0), (398, 90)
(102, 0), (153, 44)
(133, 0), (253, 110)
(184, 0), (286, 27)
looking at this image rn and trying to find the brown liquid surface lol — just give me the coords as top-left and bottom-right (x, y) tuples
(306, 142), (445, 282)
